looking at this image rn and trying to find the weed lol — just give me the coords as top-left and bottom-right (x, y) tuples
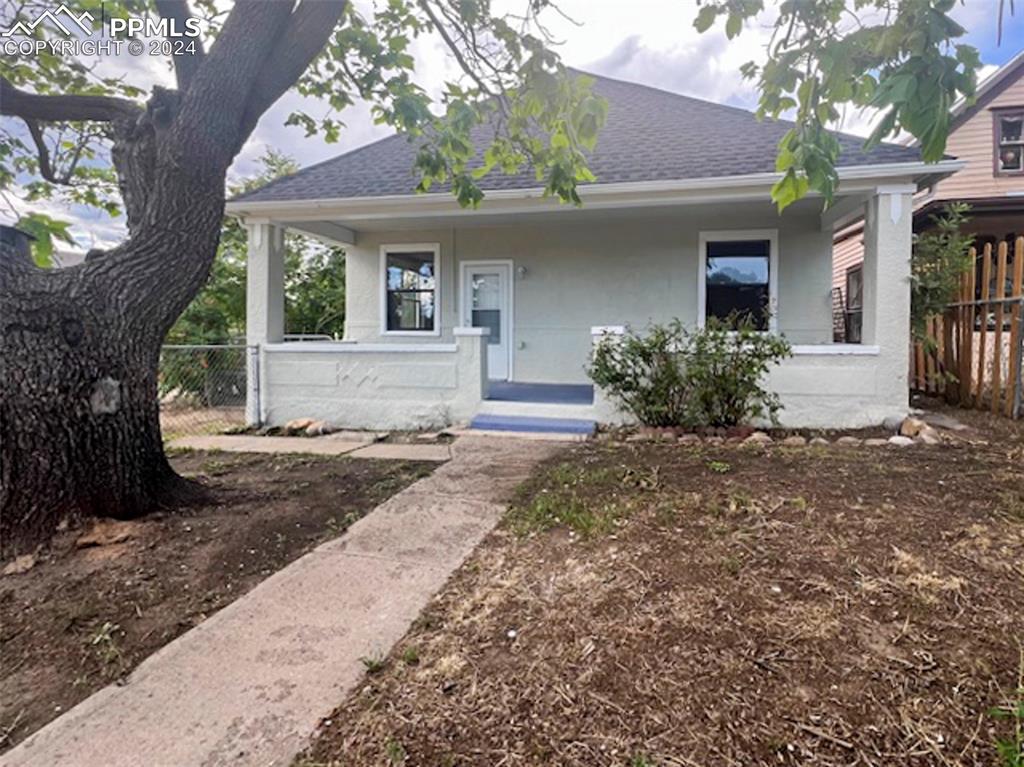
(991, 648), (1024, 767)
(384, 738), (406, 765)
(997, 490), (1024, 523)
(630, 754), (655, 767)
(789, 495), (809, 511)
(706, 459), (731, 474)
(360, 653), (387, 674)
(722, 554), (744, 576)
(88, 621), (123, 666)
(401, 646), (420, 666)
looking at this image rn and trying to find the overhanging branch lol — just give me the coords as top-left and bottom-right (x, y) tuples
(0, 77), (142, 123)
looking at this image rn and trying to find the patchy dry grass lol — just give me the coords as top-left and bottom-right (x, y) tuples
(301, 415), (1024, 766)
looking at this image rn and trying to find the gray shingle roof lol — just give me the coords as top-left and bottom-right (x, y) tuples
(235, 71), (925, 204)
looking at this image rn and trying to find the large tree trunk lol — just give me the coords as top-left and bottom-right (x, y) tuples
(0, 211), (222, 556)
(0, 1), (347, 557)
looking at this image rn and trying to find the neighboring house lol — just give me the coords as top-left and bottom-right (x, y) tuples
(833, 50), (1024, 342)
(226, 72), (962, 432)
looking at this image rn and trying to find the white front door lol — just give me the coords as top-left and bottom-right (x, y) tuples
(461, 261), (512, 381)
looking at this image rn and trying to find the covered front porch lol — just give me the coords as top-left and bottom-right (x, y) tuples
(233, 173), (933, 431)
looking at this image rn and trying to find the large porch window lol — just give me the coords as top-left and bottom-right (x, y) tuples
(380, 243), (440, 335)
(698, 230), (778, 332)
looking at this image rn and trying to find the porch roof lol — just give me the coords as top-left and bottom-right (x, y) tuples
(231, 71), (940, 207)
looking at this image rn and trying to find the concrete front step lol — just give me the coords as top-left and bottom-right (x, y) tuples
(475, 398), (599, 420)
(468, 413), (597, 436)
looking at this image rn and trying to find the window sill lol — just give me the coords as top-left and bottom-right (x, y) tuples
(791, 344), (880, 356)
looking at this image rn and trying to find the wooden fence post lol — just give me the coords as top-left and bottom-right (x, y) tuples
(976, 243), (993, 408)
(1006, 237), (1024, 418)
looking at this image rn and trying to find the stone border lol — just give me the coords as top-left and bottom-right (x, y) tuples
(605, 416), (957, 449)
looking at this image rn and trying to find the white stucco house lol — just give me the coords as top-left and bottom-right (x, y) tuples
(226, 72), (963, 433)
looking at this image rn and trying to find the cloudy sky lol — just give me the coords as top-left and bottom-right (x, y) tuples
(5, 0), (1023, 250)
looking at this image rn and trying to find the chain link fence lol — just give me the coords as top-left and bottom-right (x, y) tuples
(159, 345), (248, 441)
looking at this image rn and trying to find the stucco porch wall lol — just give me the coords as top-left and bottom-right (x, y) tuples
(767, 346), (903, 428)
(257, 330), (488, 430)
(344, 202), (835, 384)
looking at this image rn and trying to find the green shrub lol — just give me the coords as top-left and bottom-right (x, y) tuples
(588, 316), (792, 428)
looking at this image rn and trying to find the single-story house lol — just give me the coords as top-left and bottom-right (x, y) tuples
(226, 72), (963, 432)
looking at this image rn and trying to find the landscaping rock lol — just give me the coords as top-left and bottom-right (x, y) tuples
(284, 417), (315, 435)
(864, 438), (889, 446)
(882, 414), (905, 431)
(625, 433), (651, 443)
(809, 437), (830, 446)
(781, 435), (807, 447)
(888, 435), (915, 447)
(835, 436), (862, 446)
(677, 433), (701, 444)
(304, 420), (333, 437)
(917, 426), (942, 445)
(2, 553), (36, 576)
(76, 520), (141, 548)
(899, 417), (927, 438)
(704, 436), (725, 445)
(743, 431), (772, 445)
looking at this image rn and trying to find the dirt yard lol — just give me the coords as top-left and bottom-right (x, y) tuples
(301, 412), (1024, 766)
(0, 451), (435, 752)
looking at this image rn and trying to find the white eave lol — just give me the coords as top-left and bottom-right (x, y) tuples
(225, 159), (965, 223)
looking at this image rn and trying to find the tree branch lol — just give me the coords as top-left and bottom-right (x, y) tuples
(23, 119), (57, 184)
(0, 77), (142, 123)
(155, 0), (205, 91)
(237, 0), (348, 143)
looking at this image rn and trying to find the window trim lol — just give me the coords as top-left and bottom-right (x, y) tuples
(697, 229), (779, 333)
(379, 242), (442, 336)
(993, 107), (1024, 177)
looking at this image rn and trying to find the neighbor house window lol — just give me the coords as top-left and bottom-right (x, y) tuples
(996, 111), (1023, 174)
(845, 265), (863, 344)
(381, 245), (439, 333)
(700, 235), (776, 331)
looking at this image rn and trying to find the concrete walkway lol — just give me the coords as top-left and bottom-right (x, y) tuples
(2, 436), (564, 767)
(170, 433), (452, 461)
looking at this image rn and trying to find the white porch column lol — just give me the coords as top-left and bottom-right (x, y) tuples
(862, 185), (914, 345)
(245, 221), (285, 425)
(861, 184), (915, 407)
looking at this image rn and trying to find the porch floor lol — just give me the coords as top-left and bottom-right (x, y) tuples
(486, 381), (594, 406)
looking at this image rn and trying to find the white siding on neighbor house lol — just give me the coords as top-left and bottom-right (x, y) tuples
(345, 203), (834, 384)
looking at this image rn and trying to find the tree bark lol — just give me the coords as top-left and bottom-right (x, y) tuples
(0, 0), (347, 557)
(0, 243), (194, 553)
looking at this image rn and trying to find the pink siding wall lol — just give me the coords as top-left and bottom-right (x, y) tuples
(937, 75), (1024, 201)
(831, 66), (1024, 294)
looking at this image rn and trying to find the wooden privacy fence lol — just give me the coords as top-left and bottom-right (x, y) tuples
(911, 236), (1024, 418)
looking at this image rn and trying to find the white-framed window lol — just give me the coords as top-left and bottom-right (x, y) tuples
(697, 229), (779, 332)
(379, 243), (441, 336)
(995, 110), (1023, 174)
